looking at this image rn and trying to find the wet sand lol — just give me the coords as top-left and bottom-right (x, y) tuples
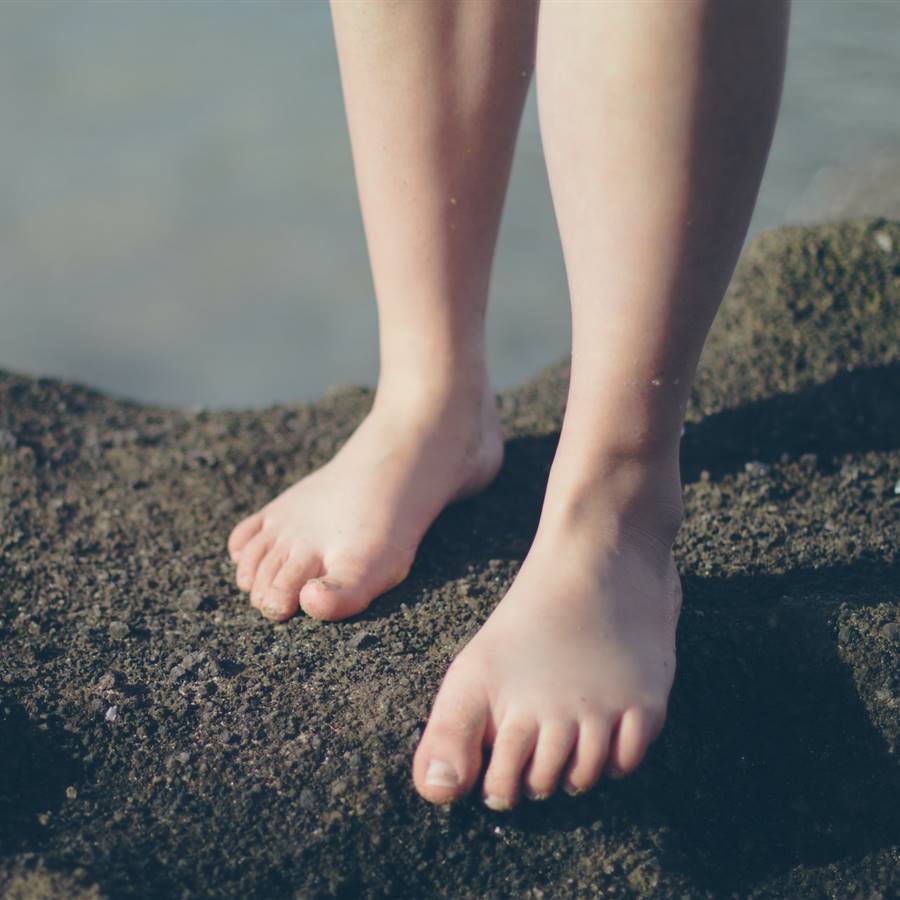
(1, 218), (898, 898)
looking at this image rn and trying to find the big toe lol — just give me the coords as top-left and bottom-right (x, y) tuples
(299, 550), (413, 621)
(413, 664), (489, 805)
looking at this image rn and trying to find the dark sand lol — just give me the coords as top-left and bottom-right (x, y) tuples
(1, 218), (898, 899)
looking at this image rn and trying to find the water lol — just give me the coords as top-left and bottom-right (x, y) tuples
(2, 1), (898, 409)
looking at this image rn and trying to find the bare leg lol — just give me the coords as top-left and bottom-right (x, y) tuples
(228, 1), (537, 621)
(414, 0), (789, 807)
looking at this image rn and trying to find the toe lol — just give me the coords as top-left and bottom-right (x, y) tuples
(260, 553), (322, 622)
(607, 706), (658, 778)
(562, 717), (611, 794)
(250, 547), (288, 613)
(481, 717), (539, 811)
(235, 533), (269, 592)
(413, 666), (489, 804)
(228, 513), (263, 562)
(523, 720), (578, 800)
(299, 549), (413, 621)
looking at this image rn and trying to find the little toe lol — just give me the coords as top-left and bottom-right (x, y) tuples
(235, 533), (269, 592)
(299, 551), (412, 621)
(228, 513), (263, 562)
(260, 554), (322, 622)
(523, 720), (578, 801)
(606, 706), (657, 778)
(562, 718), (611, 794)
(413, 669), (489, 804)
(481, 717), (539, 811)
(250, 547), (289, 614)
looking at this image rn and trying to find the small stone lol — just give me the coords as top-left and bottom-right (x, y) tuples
(349, 631), (378, 650)
(181, 651), (205, 670)
(97, 672), (116, 691)
(298, 788), (317, 810)
(65, 785), (78, 800)
(880, 622), (900, 641)
(176, 588), (204, 612)
(37, 812), (50, 826)
(108, 621), (130, 640)
(330, 779), (348, 798)
(893, 477), (900, 496)
(744, 460), (771, 478)
(873, 230), (893, 253)
(176, 751), (190, 765)
(0, 429), (17, 451)
(168, 665), (186, 681)
(105, 705), (118, 722)
(838, 625), (852, 644)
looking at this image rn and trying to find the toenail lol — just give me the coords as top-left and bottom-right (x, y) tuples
(260, 603), (281, 619)
(308, 577), (341, 591)
(483, 794), (512, 812)
(607, 765), (627, 780)
(563, 783), (586, 797)
(525, 789), (550, 802)
(424, 760), (459, 789)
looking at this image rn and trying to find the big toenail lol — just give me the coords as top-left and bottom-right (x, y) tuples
(563, 783), (586, 797)
(483, 794), (511, 812)
(424, 760), (459, 789)
(308, 577), (341, 591)
(260, 603), (281, 619)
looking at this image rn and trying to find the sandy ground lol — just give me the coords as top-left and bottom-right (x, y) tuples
(1, 218), (898, 898)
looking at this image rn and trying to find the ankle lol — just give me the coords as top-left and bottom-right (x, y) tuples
(374, 357), (493, 421)
(540, 451), (684, 551)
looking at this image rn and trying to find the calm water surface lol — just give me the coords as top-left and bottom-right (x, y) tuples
(2, 1), (899, 408)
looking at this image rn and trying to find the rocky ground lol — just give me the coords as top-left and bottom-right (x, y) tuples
(1, 218), (898, 899)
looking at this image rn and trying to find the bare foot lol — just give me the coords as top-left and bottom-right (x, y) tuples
(413, 461), (683, 808)
(228, 380), (503, 621)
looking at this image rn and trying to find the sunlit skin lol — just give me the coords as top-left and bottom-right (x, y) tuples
(229, 0), (789, 809)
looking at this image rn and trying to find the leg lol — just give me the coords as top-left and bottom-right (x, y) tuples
(414, 0), (789, 806)
(228, 0), (538, 620)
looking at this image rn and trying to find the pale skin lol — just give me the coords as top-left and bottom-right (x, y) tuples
(229, 0), (789, 809)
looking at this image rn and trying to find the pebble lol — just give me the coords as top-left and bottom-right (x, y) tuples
(176, 588), (204, 612)
(744, 461), (771, 478)
(298, 788), (317, 811)
(65, 785), (78, 800)
(105, 705), (118, 722)
(181, 651), (205, 670)
(349, 630), (378, 650)
(881, 623), (900, 641)
(168, 665), (186, 682)
(330, 779), (348, 798)
(893, 477), (900, 496)
(873, 230), (893, 253)
(0, 429), (17, 451)
(97, 672), (116, 691)
(108, 621), (130, 640)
